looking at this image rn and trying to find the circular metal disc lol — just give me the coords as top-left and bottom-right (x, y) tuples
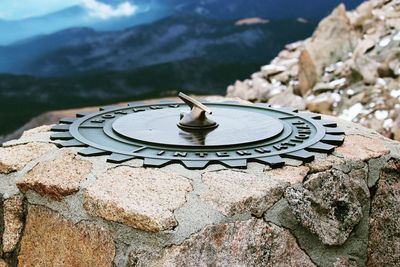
(112, 107), (284, 147)
(50, 100), (345, 170)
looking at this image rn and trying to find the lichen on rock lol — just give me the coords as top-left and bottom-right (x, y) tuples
(285, 167), (369, 246)
(367, 159), (400, 266)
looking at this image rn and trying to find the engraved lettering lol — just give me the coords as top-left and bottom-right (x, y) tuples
(115, 110), (128, 115)
(296, 125), (310, 130)
(273, 144), (288, 151)
(91, 119), (105, 123)
(150, 106), (163, 110)
(196, 152), (208, 158)
(293, 120), (305, 125)
(157, 150), (165, 156)
(174, 152), (187, 157)
(236, 150), (252, 156)
(133, 108), (145, 112)
(280, 142), (296, 147)
(169, 104), (180, 108)
(216, 152), (229, 157)
(295, 134), (310, 140)
(102, 114), (115, 119)
(298, 130), (311, 134)
(255, 148), (271, 154)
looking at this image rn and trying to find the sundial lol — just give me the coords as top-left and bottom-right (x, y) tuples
(51, 93), (345, 169)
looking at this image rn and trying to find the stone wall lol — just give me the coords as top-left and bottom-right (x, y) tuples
(0, 113), (400, 266)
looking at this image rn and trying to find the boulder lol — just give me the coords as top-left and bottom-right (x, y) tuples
(285, 167), (369, 246)
(268, 90), (307, 110)
(367, 159), (400, 266)
(298, 4), (357, 93)
(306, 93), (336, 114)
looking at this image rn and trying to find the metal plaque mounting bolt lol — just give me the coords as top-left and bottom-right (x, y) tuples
(178, 92), (218, 131)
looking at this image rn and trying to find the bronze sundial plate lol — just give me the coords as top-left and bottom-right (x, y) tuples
(51, 98), (344, 169)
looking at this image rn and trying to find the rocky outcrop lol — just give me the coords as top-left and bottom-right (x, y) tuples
(367, 159), (400, 266)
(227, 0), (400, 141)
(298, 4), (357, 93)
(285, 168), (369, 246)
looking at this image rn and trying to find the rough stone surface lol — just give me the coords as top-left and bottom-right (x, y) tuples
(285, 167), (369, 246)
(0, 260), (8, 267)
(265, 166), (309, 185)
(2, 196), (24, 253)
(367, 159), (400, 266)
(268, 90), (306, 110)
(333, 257), (358, 267)
(200, 170), (286, 217)
(0, 143), (55, 174)
(306, 153), (345, 173)
(132, 219), (316, 267)
(3, 125), (53, 147)
(84, 166), (192, 232)
(265, 198), (370, 267)
(306, 93), (335, 114)
(298, 4), (356, 92)
(335, 134), (390, 161)
(18, 206), (115, 267)
(298, 48), (318, 95)
(16, 150), (92, 201)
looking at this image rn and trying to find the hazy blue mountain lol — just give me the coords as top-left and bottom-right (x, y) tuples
(167, 0), (365, 19)
(0, 0), (364, 45)
(0, 15), (316, 76)
(0, 2), (170, 45)
(0, 15), (317, 135)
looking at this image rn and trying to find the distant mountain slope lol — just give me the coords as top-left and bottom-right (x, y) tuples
(0, 58), (264, 136)
(168, 0), (365, 19)
(0, 15), (316, 76)
(0, 0), (364, 45)
(0, 3), (170, 45)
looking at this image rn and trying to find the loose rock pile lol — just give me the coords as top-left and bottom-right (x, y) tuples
(227, 0), (400, 140)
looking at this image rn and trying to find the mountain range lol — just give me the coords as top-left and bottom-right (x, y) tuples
(0, 15), (315, 76)
(0, 0), (364, 45)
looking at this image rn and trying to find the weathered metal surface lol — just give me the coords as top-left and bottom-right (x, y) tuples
(51, 94), (344, 169)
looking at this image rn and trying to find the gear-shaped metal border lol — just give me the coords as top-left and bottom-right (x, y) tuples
(50, 100), (345, 169)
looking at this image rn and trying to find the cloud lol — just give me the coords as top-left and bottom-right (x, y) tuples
(81, 0), (137, 20)
(0, 0), (80, 20)
(0, 0), (137, 21)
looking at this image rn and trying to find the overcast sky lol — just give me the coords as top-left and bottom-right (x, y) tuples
(0, 0), (138, 20)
